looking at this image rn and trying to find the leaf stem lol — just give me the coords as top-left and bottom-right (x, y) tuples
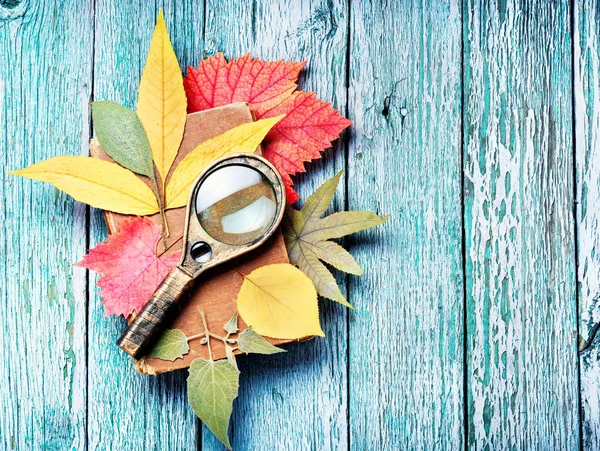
(150, 175), (169, 250)
(230, 265), (246, 280)
(207, 331), (234, 343)
(198, 309), (213, 361)
(187, 332), (205, 342)
(156, 235), (183, 258)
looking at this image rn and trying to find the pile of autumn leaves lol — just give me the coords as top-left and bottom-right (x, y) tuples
(11, 11), (386, 450)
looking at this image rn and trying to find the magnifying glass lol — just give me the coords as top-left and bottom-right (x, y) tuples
(117, 153), (286, 358)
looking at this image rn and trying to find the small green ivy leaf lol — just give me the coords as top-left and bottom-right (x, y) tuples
(188, 358), (239, 450)
(146, 329), (189, 361)
(237, 328), (286, 355)
(223, 311), (239, 335)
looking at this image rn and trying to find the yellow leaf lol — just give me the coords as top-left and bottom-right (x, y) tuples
(165, 115), (284, 209)
(236, 263), (324, 339)
(137, 9), (187, 186)
(10, 156), (159, 215)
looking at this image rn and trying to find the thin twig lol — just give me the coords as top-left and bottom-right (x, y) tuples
(156, 235), (183, 258)
(229, 265), (246, 279)
(207, 331), (232, 343)
(198, 309), (213, 360)
(187, 332), (205, 342)
(150, 176), (169, 250)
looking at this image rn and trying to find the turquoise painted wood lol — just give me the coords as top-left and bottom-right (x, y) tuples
(348, 1), (464, 448)
(0, 1), (93, 449)
(575, 1), (600, 449)
(1, 0), (599, 450)
(464, 1), (578, 449)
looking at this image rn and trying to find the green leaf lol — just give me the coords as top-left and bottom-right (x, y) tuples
(223, 311), (239, 334)
(237, 328), (286, 355)
(92, 101), (156, 182)
(283, 170), (388, 306)
(146, 329), (189, 361)
(188, 358), (239, 450)
(225, 345), (239, 372)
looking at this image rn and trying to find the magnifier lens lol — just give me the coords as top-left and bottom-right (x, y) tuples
(195, 165), (278, 245)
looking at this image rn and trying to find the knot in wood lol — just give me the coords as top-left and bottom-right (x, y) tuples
(0, 0), (27, 21)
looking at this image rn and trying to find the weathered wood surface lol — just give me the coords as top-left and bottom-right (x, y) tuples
(576, 1), (600, 449)
(464, 1), (578, 449)
(348, 1), (464, 449)
(0, 1), (92, 449)
(1, 0), (599, 450)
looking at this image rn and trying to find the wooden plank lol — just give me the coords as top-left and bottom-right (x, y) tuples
(348, 1), (464, 448)
(464, 1), (579, 448)
(0, 0), (93, 449)
(575, 1), (600, 448)
(88, 2), (203, 449)
(202, 1), (349, 449)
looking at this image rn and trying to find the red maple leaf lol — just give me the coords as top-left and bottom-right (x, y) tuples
(75, 217), (181, 317)
(184, 53), (352, 203)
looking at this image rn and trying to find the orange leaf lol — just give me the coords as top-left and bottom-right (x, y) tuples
(76, 217), (181, 317)
(184, 54), (351, 203)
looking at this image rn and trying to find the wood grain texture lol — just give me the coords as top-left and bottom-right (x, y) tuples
(0, 1), (93, 449)
(4, 1), (600, 449)
(348, 1), (464, 449)
(88, 1), (202, 449)
(202, 1), (349, 449)
(575, 1), (600, 448)
(464, 1), (579, 449)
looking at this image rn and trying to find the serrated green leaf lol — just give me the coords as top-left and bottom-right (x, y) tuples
(92, 101), (156, 182)
(188, 358), (239, 450)
(225, 345), (239, 372)
(224, 311), (239, 334)
(237, 328), (286, 355)
(146, 329), (189, 361)
(283, 171), (388, 306)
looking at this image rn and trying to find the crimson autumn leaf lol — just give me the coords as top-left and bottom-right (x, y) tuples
(76, 217), (181, 317)
(184, 53), (351, 203)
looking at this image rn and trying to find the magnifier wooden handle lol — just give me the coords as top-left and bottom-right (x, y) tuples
(117, 267), (194, 358)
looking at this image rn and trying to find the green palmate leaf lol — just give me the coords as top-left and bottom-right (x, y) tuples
(283, 170), (388, 307)
(146, 329), (189, 361)
(188, 358), (239, 450)
(223, 311), (239, 335)
(237, 328), (286, 355)
(92, 101), (156, 182)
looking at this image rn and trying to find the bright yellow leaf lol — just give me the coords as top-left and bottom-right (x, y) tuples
(165, 115), (284, 209)
(10, 156), (159, 215)
(137, 9), (187, 186)
(236, 263), (324, 339)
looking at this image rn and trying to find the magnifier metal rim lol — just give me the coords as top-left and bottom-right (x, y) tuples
(178, 153), (286, 275)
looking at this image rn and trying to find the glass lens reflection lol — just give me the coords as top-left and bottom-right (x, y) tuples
(195, 165), (277, 245)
